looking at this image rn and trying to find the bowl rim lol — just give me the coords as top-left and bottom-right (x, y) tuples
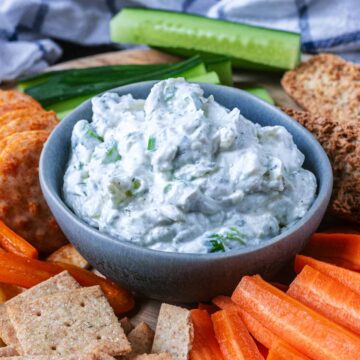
(40, 80), (333, 262)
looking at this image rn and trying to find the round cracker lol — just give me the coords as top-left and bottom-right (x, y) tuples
(0, 130), (67, 253)
(0, 111), (58, 141)
(0, 90), (42, 115)
(0, 107), (48, 127)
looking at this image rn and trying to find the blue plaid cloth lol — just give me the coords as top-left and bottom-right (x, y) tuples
(0, 0), (359, 81)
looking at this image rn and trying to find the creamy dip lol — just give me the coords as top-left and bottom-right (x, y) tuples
(63, 78), (316, 254)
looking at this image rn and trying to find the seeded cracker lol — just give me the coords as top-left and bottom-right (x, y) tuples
(6, 286), (130, 357)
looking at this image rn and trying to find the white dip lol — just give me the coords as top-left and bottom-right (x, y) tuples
(63, 78), (317, 254)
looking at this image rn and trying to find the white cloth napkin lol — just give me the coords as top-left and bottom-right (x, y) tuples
(0, 0), (359, 81)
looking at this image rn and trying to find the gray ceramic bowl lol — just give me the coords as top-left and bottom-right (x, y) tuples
(40, 81), (332, 303)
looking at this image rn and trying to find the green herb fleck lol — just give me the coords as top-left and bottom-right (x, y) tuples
(125, 190), (133, 197)
(208, 227), (247, 246)
(86, 129), (103, 142)
(103, 145), (122, 163)
(132, 178), (141, 190)
(208, 239), (225, 253)
(147, 137), (156, 151)
(163, 184), (172, 193)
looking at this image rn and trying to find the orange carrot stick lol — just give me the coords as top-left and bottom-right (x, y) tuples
(232, 275), (360, 360)
(0, 252), (134, 314)
(0, 220), (38, 259)
(288, 265), (360, 335)
(295, 255), (360, 296)
(303, 233), (360, 271)
(267, 341), (310, 360)
(213, 295), (280, 349)
(189, 309), (224, 360)
(212, 309), (263, 360)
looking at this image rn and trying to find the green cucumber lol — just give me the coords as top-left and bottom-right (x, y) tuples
(243, 87), (274, 105)
(111, 8), (300, 70)
(206, 61), (232, 86)
(188, 71), (220, 84)
(157, 49), (233, 85)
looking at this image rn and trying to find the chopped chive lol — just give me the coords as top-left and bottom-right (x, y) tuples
(132, 178), (141, 190)
(208, 239), (225, 253)
(147, 137), (156, 151)
(103, 144), (122, 163)
(163, 184), (172, 193)
(208, 227), (247, 246)
(125, 190), (133, 197)
(86, 129), (103, 142)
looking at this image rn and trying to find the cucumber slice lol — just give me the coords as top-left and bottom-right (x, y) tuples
(206, 61), (232, 86)
(111, 8), (300, 70)
(157, 49), (233, 85)
(188, 71), (220, 85)
(243, 87), (274, 105)
(178, 62), (207, 79)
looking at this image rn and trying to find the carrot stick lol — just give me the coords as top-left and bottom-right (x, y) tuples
(213, 295), (280, 349)
(295, 255), (360, 296)
(267, 341), (310, 360)
(189, 309), (224, 360)
(0, 252), (134, 314)
(303, 233), (360, 271)
(232, 275), (360, 360)
(288, 265), (360, 335)
(0, 220), (38, 259)
(198, 303), (218, 314)
(212, 309), (263, 360)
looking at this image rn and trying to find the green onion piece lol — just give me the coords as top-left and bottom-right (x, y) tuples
(132, 178), (141, 190)
(103, 145), (122, 163)
(208, 239), (225, 253)
(163, 184), (172, 193)
(86, 129), (104, 142)
(147, 137), (156, 151)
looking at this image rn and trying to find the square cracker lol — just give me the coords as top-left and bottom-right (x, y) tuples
(6, 286), (130, 357)
(0, 271), (80, 349)
(151, 304), (193, 360)
(125, 322), (154, 358)
(0, 345), (17, 356)
(0, 354), (117, 360)
(133, 354), (172, 360)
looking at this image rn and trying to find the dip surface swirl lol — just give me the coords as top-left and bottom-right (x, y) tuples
(63, 79), (317, 253)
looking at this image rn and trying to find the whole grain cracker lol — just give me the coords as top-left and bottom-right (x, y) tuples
(0, 271), (80, 350)
(47, 244), (89, 269)
(6, 286), (130, 357)
(124, 322), (154, 359)
(152, 304), (193, 360)
(133, 354), (172, 360)
(283, 108), (360, 223)
(281, 53), (360, 127)
(0, 345), (18, 356)
(119, 317), (134, 336)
